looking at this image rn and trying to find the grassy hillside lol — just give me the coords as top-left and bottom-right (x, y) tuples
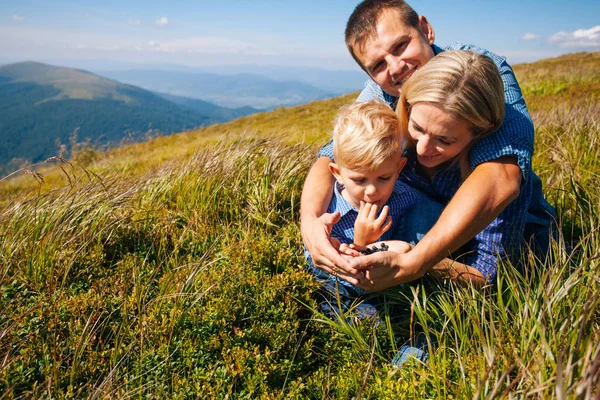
(0, 53), (599, 398)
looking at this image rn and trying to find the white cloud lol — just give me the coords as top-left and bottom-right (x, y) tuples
(128, 18), (141, 26)
(0, 25), (355, 69)
(144, 36), (278, 55)
(12, 15), (24, 22)
(154, 17), (168, 27)
(548, 25), (600, 48)
(521, 33), (537, 41)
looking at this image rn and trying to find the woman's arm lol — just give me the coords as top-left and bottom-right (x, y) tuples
(353, 250), (487, 291)
(349, 157), (521, 288)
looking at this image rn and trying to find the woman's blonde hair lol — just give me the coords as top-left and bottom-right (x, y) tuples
(398, 50), (505, 160)
(333, 100), (402, 171)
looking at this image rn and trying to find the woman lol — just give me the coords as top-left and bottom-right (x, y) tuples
(351, 50), (557, 287)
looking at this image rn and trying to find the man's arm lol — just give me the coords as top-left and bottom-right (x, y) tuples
(300, 156), (364, 284)
(349, 156), (521, 288)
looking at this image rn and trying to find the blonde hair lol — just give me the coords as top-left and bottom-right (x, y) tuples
(333, 100), (402, 171)
(398, 50), (505, 151)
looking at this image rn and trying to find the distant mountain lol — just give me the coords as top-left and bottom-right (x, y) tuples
(98, 69), (337, 109)
(193, 65), (369, 94)
(158, 93), (259, 121)
(0, 61), (256, 173)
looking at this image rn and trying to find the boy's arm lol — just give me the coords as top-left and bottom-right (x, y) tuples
(349, 157), (521, 287)
(300, 157), (363, 283)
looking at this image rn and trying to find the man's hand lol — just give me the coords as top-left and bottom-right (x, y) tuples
(353, 202), (393, 247)
(301, 211), (365, 285)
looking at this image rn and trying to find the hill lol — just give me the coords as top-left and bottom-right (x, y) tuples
(98, 69), (338, 109)
(0, 61), (258, 173)
(157, 92), (259, 122)
(0, 53), (598, 398)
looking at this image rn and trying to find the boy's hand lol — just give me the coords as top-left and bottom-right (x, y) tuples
(353, 201), (392, 247)
(339, 242), (363, 257)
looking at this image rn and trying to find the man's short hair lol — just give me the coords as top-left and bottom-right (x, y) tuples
(345, 0), (420, 70)
(333, 100), (402, 171)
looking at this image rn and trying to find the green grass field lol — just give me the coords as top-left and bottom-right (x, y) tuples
(1, 52), (599, 398)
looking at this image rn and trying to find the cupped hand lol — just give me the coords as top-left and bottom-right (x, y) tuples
(301, 212), (364, 285)
(347, 240), (419, 292)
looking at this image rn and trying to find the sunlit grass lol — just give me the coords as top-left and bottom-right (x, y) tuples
(0, 53), (599, 398)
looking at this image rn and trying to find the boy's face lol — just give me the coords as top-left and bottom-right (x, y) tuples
(329, 156), (406, 210)
(354, 9), (435, 98)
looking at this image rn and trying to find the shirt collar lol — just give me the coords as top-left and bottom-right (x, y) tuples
(385, 44), (442, 109)
(332, 181), (358, 217)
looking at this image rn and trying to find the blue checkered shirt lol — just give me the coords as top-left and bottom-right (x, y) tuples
(304, 179), (425, 290)
(319, 43), (557, 282)
(328, 180), (425, 245)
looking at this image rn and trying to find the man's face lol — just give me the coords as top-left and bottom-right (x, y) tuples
(354, 9), (435, 98)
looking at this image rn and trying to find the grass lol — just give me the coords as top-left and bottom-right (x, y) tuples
(0, 52), (599, 398)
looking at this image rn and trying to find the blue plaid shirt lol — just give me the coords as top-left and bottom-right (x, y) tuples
(328, 180), (425, 245)
(319, 43), (557, 282)
(304, 179), (424, 290)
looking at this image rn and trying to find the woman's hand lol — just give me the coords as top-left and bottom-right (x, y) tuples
(353, 202), (393, 247)
(348, 241), (422, 292)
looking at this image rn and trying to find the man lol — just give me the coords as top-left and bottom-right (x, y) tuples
(301, 0), (556, 290)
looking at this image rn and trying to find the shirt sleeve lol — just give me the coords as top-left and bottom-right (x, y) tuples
(456, 198), (527, 282)
(317, 139), (334, 160)
(447, 43), (534, 182)
(356, 79), (386, 103)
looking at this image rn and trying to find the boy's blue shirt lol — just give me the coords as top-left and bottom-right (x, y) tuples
(318, 42), (557, 282)
(328, 179), (425, 245)
(304, 178), (424, 291)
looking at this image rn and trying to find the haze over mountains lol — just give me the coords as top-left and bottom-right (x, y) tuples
(0, 61), (366, 175)
(98, 69), (343, 109)
(0, 61), (260, 173)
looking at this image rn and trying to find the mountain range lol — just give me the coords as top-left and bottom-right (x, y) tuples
(0, 60), (366, 175)
(97, 69), (340, 109)
(0, 61), (260, 173)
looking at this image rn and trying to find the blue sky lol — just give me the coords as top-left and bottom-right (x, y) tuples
(1, 1), (599, 71)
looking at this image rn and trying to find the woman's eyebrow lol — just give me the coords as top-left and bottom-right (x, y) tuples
(410, 119), (424, 131)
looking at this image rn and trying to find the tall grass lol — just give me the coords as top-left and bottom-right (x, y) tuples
(0, 53), (599, 398)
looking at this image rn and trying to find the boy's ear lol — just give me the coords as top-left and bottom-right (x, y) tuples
(329, 163), (344, 184)
(397, 157), (407, 174)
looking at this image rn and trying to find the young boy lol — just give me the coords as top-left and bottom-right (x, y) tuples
(304, 100), (424, 319)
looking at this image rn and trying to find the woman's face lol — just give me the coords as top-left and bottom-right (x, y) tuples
(408, 102), (475, 171)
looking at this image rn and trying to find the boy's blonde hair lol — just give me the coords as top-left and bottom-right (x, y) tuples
(332, 100), (402, 171)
